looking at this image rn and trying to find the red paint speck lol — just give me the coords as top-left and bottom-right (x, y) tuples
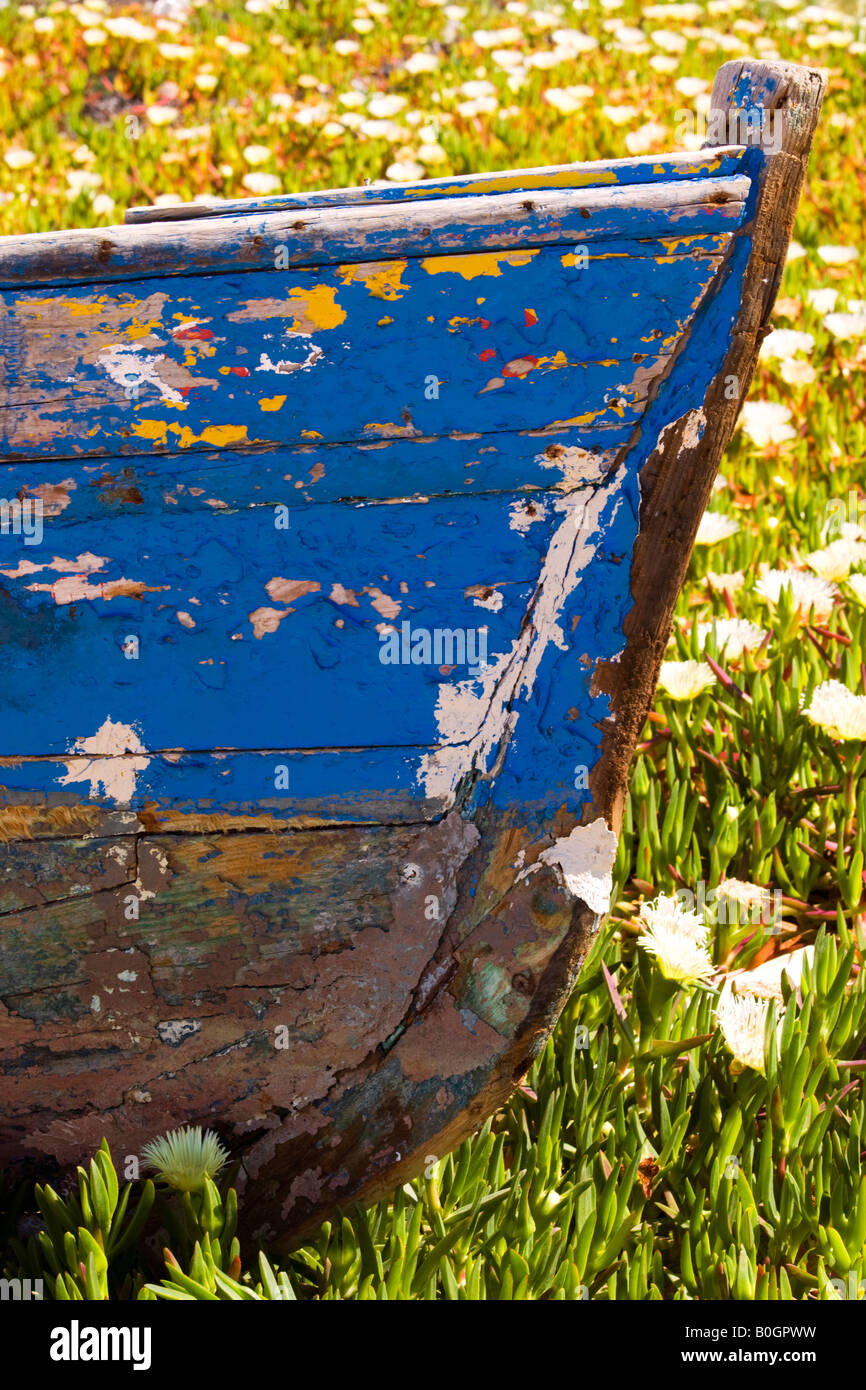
(478, 318), (490, 329)
(478, 347), (497, 362)
(524, 308), (538, 326)
(227, 366), (250, 377)
(174, 327), (214, 341)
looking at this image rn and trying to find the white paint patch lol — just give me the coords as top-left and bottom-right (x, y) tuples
(58, 717), (150, 805)
(465, 584), (503, 612)
(256, 343), (323, 374)
(419, 468), (627, 801)
(97, 344), (185, 404)
(658, 406), (706, 455)
(535, 445), (617, 491)
(117, 970), (138, 983)
(508, 497), (549, 533)
(525, 818), (618, 916)
(0, 552), (107, 580)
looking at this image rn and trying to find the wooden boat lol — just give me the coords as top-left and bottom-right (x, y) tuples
(0, 60), (823, 1247)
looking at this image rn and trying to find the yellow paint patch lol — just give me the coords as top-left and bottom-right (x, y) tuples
(338, 260), (410, 301)
(378, 315), (395, 326)
(404, 168), (618, 199)
(301, 429), (323, 439)
(131, 419), (250, 449)
(260, 395), (287, 412)
(228, 284), (346, 333)
(421, 250), (538, 280)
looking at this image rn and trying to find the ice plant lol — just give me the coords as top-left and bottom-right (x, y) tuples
(638, 894), (714, 984)
(696, 618), (768, 660)
(695, 511), (740, 545)
(803, 680), (866, 741)
(657, 660), (716, 700)
(805, 537), (866, 581)
(728, 946), (814, 1002)
(754, 568), (836, 621)
(738, 400), (795, 448)
(142, 1125), (230, 1192)
(716, 980), (778, 1073)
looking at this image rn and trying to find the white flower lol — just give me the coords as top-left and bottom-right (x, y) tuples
(472, 27), (523, 46)
(544, 86), (589, 114)
(194, 72), (218, 92)
(214, 36), (251, 57)
(418, 141), (447, 164)
(639, 895), (715, 983)
(805, 537), (866, 581)
(803, 680), (866, 741)
(657, 660), (717, 700)
(242, 144), (272, 166)
(730, 946), (814, 1002)
(550, 28), (598, 51)
(714, 878), (773, 926)
(650, 54), (678, 72)
(780, 358), (816, 386)
(755, 569), (836, 620)
(695, 511), (739, 545)
(601, 104), (639, 125)
(806, 287), (837, 313)
(456, 96), (498, 118)
(759, 328), (814, 360)
(786, 240), (807, 262)
(92, 194), (115, 217)
(66, 170), (102, 198)
(143, 1125), (229, 1192)
(146, 105), (179, 126)
(697, 618), (768, 660)
(675, 76), (709, 97)
(817, 244), (859, 265)
(404, 51), (439, 73)
(334, 39), (360, 55)
(651, 28), (687, 51)
(242, 172), (281, 194)
(716, 980), (777, 1072)
(82, 27), (107, 46)
(158, 42), (195, 59)
(368, 94), (407, 118)
(624, 121), (666, 154)
(706, 570), (745, 594)
(3, 148), (36, 169)
(104, 15), (156, 40)
(386, 159), (425, 181)
(359, 117), (404, 139)
(846, 574), (866, 606)
(739, 400), (795, 448)
(34, 16), (55, 33)
(824, 312), (866, 341)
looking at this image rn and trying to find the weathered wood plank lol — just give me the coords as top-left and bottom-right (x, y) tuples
(0, 427), (628, 516)
(125, 146), (750, 222)
(0, 179), (748, 290)
(0, 238), (728, 460)
(0, 474), (634, 828)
